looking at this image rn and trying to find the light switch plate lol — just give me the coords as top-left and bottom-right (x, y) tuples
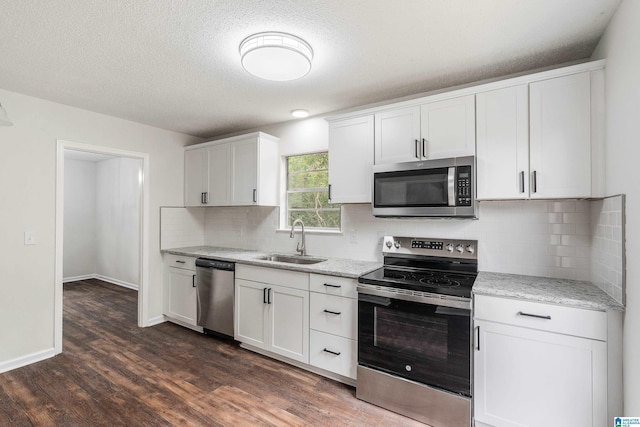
(24, 231), (36, 245)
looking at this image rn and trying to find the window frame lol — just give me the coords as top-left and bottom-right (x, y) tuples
(280, 151), (341, 232)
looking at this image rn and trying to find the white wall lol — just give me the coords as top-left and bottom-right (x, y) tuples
(592, 0), (640, 414)
(0, 88), (199, 369)
(63, 159), (97, 279)
(95, 157), (142, 287)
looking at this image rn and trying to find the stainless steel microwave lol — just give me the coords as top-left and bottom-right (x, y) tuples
(372, 156), (476, 218)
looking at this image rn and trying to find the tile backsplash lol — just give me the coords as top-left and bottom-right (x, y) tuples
(160, 207), (205, 250)
(590, 195), (626, 305)
(161, 199), (625, 300)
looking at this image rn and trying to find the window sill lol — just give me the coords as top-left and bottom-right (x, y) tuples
(276, 228), (343, 236)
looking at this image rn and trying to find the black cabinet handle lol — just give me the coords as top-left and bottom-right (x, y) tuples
(267, 288), (272, 304)
(201, 192), (204, 204)
(422, 138), (427, 158)
(475, 326), (480, 351)
(532, 171), (537, 193)
(328, 184), (332, 202)
(253, 189), (257, 203)
(517, 311), (551, 320)
(263, 287), (267, 304)
(323, 348), (341, 356)
(414, 139), (420, 159)
(323, 283), (341, 289)
(175, 260), (186, 264)
(323, 309), (341, 315)
(192, 275), (196, 287)
(520, 171), (525, 194)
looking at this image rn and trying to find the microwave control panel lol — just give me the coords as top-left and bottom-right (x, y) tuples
(456, 166), (472, 206)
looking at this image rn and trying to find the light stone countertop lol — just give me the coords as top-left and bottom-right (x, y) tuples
(474, 271), (624, 311)
(164, 246), (381, 279)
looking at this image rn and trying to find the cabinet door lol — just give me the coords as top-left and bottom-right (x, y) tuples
(184, 148), (208, 206)
(420, 95), (475, 159)
(268, 285), (309, 363)
(530, 72), (591, 198)
(165, 267), (197, 325)
(476, 85), (529, 199)
(231, 138), (258, 205)
(234, 279), (268, 348)
(207, 143), (231, 205)
(374, 106), (421, 164)
(328, 115), (374, 203)
(474, 320), (607, 427)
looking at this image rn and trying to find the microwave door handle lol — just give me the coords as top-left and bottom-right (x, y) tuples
(447, 167), (456, 206)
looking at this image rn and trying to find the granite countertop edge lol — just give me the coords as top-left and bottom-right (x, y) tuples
(163, 246), (381, 279)
(473, 271), (624, 312)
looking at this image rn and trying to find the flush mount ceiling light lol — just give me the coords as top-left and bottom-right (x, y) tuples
(0, 102), (13, 126)
(291, 109), (309, 118)
(239, 32), (313, 81)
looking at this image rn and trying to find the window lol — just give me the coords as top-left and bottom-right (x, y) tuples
(286, 152), (340, 229)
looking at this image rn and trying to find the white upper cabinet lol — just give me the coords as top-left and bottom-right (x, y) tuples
(477, 69), (603, 200)
(184, 132), (279, 207)
(374, 106), (420, 164)
(231, 137), (259, 205)
(420, 95), (476, 159)
(208, 142), (231, 205)
(530, 72), (592, 199)
(184, 147), (209, 207)
(328, 115), (374, 203)
(476, 84), (529, 200)
(374, 96), (475, 165)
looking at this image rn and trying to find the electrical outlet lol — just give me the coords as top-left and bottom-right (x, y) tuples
(24, 231), (36, 245)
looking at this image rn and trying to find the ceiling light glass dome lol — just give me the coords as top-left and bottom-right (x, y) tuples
(240, 32), (313, 81)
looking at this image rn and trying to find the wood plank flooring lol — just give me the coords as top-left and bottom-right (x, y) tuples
(0, 279), (424, 426)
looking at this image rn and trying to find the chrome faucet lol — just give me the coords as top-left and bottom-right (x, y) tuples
(290, 219), (306, 256)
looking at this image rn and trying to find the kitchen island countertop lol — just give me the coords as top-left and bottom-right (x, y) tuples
(164, 246), (381, 279)
(474, 271), (624, 311)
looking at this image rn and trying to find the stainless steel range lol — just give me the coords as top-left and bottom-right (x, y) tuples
(357, 236), (477, 427)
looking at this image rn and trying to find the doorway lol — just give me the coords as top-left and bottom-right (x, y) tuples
(54, 140), (150, 354)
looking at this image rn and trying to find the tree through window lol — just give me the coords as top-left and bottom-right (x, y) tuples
(286, 152), (340, 229)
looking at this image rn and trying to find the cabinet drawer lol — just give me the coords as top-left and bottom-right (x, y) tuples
(236, 264), (309, 291)
(474, 294), (607, 340)
(309, 274), (358, 299)
(165, 254), (196, 271)
(310, 293), (357, 339)
(309, 330), (357, 379)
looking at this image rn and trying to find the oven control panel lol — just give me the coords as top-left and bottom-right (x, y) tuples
(383, 236), (477, 260)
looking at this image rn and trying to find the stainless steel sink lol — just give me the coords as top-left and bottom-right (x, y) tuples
(257, 254), (327, 265)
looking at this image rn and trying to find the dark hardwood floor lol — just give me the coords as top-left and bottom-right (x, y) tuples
(0, 279), (424, 426)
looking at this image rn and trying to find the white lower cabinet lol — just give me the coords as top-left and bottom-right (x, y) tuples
(474, 295), (610, 427)
(235, 265), (309, 363)
(309, 330), (357, 379)
(163, 254), (199, 329)
(309, 273), (358, 380)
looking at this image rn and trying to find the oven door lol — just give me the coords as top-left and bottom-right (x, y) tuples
(358, 291), (471, 397)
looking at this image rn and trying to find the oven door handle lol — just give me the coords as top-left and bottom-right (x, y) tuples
(358, 293), (392, 306)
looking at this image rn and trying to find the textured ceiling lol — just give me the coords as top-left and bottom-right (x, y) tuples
(0, 0), (621, 138)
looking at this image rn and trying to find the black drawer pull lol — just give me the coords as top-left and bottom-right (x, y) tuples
(323, 348), (341, 356)
(517, 311), (551, 320)
(175, 260), (186, 264)
(323, 309), (341, 315)
(323, 283), (341, 289)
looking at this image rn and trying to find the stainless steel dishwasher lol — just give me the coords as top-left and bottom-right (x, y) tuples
(195, 258), (235, 338)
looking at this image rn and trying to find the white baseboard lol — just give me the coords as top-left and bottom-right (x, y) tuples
(64, 274), (139, 291)
(95, 275), (139, 291)
(0, 348), (56, 374)
(63, 274), (95, 283)
(146, 315), (166, 327)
